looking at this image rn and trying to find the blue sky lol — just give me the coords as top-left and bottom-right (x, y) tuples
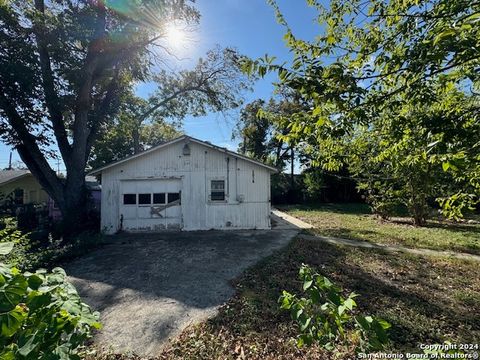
(0, 0), (319, 171)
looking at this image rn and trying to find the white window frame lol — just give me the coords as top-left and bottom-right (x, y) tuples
(208, 178), (227, 203)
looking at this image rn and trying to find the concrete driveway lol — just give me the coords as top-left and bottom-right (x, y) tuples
(66, 224), (299, 356)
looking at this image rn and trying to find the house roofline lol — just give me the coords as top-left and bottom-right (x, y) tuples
(0, 172), (32, 186)
(88, 135), (278, 176)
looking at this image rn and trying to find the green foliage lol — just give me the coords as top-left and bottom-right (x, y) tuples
(0, 244), (101, 359)
(0, 216), (106, 273)
(279, 264), (390, 353)
(243, 0), (480, 220)
(302, 170), (325, 200)
(235, 96), (304, 170)
(148, 47), (250, 120)
(271, 173), (306, 204)
(0, 218), (31, 269)
(236, 99), (270, 162)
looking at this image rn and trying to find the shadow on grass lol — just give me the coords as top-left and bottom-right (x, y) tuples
(278, 202), (371, 215)
(304, 227), (412, 246)
(275, 240), (479, 349)
(422, 220), (480, 234)
(305, 224), (480, 256)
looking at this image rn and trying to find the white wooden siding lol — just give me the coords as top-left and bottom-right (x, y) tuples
(100, 140), (272, 234)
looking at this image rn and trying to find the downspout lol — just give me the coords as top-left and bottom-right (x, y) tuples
(204, 150), (208, 202)
(226, 157), (230, 201)
(235, 157), (238, 203)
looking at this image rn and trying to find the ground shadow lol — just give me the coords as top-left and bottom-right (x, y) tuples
(278, 203), (370, 215)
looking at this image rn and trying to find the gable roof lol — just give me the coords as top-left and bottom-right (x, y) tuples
(89, 135), (278, 175)
(0, 170), (31, 186)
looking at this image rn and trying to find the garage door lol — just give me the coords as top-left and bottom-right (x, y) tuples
(120, 179), (182, 231)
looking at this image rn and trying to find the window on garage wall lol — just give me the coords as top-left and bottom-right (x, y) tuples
(153, 193), (166, 204)
(167, 192), (180, 203)
(123, 194), (136, 205)
(210, 180), (225, 201)
(138, 193), (151, 205)
(124, 192), (181, 205)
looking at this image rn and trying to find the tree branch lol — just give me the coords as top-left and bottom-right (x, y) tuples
(86, 71), (121, 156)
(139, 86), (204, 122)
(0, 95), (64, 202)
(70, 2), (107, 173)
(32, 0), (71, 161)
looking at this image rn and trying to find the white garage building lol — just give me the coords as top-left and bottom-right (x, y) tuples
(90, 136), (277, 234)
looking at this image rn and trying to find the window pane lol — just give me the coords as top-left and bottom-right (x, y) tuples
(153, 193), (166, 204)
(14, 188), (24, 205)
(138, 193), (151, 205)
(167, 193), (180, 203)
(211, 180), (224, 190)
(123, 194), (136, 205)
(211, 191), (225, 201)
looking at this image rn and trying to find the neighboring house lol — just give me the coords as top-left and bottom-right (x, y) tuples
(0, 170), (49, 205)
(48, 176), (102, 221)
(90, 135), (277, 234)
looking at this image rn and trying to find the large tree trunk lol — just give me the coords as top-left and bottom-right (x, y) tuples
(0, 0), (133, 239)
(61, 161), (90, 237)
(16, 143), (90, 238)
(60, 182), (89, 237)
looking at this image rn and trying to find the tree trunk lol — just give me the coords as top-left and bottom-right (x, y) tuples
(16, 143), (89, 238)
(59, 181), (89, 237)
(133, 126), (141, 154)
(412, 201), (427, 226)
(290, 146), (295, 191)
(408, 176), (427, 227)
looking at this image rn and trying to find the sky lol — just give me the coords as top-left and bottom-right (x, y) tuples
(0, 0), (320, 171)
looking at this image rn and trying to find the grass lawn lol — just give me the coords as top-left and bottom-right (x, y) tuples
(155, 237), (480, 360)
(282, 203), (480, 256)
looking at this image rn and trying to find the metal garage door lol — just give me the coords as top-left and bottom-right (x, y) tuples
(120, 179), (182, 231)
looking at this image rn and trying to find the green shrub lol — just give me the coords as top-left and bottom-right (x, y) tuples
(0, 216), (106, 272)
(279, 264), (390, 353)
(0, 243), (101, 359)
(0, 217), (31, 268)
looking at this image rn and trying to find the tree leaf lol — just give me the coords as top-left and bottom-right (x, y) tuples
(0, 242), (14, 256)
(344, 297), (356, 310)
(0, 306), (27, 337)
(18, 332), (38, 356)
(27, 275), (43, 291)
(303, 279), (313, 291)
(0, 275), (28, 312)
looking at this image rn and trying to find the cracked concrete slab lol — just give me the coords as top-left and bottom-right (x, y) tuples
(66, 228), (298, 357)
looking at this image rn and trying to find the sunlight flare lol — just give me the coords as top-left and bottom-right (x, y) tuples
(163, 22), (191, 52)
(165, 23), (186, 45)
